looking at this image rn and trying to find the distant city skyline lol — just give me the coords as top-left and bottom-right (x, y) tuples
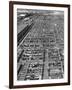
(17, 8), (64, 16)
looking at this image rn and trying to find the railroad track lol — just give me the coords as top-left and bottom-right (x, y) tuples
(17, 23), (34, 46)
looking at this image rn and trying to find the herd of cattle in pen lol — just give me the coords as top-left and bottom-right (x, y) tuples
(17, 9), (64, 81)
